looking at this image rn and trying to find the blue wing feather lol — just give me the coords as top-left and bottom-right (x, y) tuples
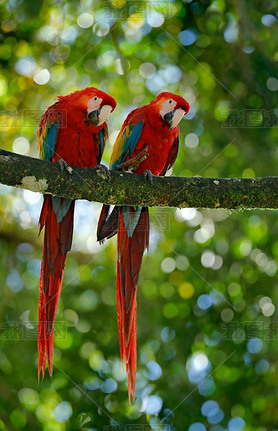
(122, 206), (142, 238)
(40, 119), (72, 222)
(43, 122), (59, 161)
(110, 119), (144, 231)
(127, 121), (144, 158)
(99, 113), (145, 239)
(52, 196), (72, 223)
(111, 120), (144, 170)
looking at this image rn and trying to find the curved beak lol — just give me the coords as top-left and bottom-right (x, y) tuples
(164, 108), (185, 130)
(88, 105), (113, 127)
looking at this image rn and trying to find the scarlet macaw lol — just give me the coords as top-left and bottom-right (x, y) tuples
(97, 92), (190, 400)
(37, 87), (116, 379)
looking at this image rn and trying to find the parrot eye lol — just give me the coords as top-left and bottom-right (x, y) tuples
(93, 96), (98, 101)
(169, 99), (173, 104)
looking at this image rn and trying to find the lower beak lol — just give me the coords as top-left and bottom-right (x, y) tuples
(88, 105), (112, 127)
(164, 108), (185, 129)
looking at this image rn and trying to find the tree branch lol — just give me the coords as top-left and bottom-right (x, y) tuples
(1, 148), (278, 210)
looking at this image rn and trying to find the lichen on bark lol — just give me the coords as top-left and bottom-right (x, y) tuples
(1, 148), (278, 210)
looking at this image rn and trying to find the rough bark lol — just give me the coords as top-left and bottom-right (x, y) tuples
(1, 148), (278, 210)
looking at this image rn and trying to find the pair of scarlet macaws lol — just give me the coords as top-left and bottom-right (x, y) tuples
(37, 87), (190, 400)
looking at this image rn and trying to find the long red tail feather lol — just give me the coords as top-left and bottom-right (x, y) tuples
(117, 206), (149, 401)
(38, 195), (74, 380)
(97, 204), (119, 242)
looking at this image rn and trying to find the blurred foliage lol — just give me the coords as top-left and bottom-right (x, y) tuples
(1, 0), (278, 430)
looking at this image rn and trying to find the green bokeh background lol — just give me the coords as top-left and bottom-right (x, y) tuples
(0, 0), (278, 429)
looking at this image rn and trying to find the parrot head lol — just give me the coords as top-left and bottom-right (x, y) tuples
(58, 87), (117, 129)
(151, 92), (190, 130)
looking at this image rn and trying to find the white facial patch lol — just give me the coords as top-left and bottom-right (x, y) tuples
(159, 99), (177, 118)
(87, 97), (103, 114)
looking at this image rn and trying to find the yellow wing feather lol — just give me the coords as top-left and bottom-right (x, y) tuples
(38, 125), (47, 159)
(109, 125), (129, 169)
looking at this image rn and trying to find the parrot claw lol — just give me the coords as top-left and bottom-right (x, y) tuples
(143, 169), (154, 184)
(95, 164), (111, 180)
(116, 146), (151, 172)
(58, 158), (73, 174)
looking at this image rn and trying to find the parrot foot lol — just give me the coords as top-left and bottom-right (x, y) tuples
(95, 164), (111, 180)
(58, 158), (73, 174)
(116, 146), (150, 172)
(143, 169), (154, 184)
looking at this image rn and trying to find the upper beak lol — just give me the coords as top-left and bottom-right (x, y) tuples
(164, 108), (185, 129)
(88, 105), (112, 127)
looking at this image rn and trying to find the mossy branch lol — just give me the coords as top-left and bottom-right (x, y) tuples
(1, 148), (278, 210)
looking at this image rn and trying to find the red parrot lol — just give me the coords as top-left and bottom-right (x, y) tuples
(37, 87), (116, 379)
(97, 92), (190, 400)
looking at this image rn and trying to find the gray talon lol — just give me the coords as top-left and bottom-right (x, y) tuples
(66, 165), (73, 174)
(96, 164), (111, 180)
(143, 169), (154, 184)
(58, 158), (72, 174)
